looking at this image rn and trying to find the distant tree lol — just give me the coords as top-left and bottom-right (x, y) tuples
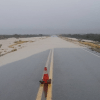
(39, 34), (42, 37)
(60, 34), (100, 42)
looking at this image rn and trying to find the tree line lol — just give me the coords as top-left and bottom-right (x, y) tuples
(0, 34), (49, 39)
(60, 34), (100, 42)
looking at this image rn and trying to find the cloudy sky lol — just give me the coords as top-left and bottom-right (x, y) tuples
(0, 0), (100, 34)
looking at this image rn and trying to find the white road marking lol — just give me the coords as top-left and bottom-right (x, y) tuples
(81, 48), (100, 58)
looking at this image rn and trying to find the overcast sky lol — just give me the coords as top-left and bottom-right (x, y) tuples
(0, 0), (100, 34)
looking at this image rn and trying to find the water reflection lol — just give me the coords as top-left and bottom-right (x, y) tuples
(43, 83), (48, 98)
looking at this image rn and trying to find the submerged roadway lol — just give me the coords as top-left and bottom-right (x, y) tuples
(0, 37), (100, 100)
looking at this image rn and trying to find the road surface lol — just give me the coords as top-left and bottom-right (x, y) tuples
(0, 38), (100, 100)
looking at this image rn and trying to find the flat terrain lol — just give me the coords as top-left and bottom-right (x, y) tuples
(0, 37), (46, 56)
(0, 37), (100, 100)
(0, 36), (80, 66)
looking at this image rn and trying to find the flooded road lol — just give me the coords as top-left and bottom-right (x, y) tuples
(0, 48), (100, 100)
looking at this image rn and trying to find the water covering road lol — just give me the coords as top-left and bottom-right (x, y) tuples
(0, 50), (49, 100)
(0, 48), (100, 100)
(53, 48), (100, 100)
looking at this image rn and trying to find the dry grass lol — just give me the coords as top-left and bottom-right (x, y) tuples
(60, 36), (100, 49)
(8, 45), (15, 48)
(9, 40), (28, 48)
(79, 41), (100, 49)
(11, 49), (17, 52)
(0, 44), (2, 48)
(14, 40), (28, 44)
(90, 47), (100, 53)
(60, 36), (100, 53)
(0, 49), (17, 57)
(29, 41), (34, 42)
(18, 45), (21, 47)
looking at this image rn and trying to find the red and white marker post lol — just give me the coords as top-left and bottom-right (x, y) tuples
(39, 67), (51, 84)
(39, 67), (51, 97)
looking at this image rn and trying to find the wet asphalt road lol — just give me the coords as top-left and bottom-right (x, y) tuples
(0, 50), (49, 100)
(0, 48), (100, 100)
(53, 48), (100, 100)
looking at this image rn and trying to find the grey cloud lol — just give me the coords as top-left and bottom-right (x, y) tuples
(0, 0), (100, 34)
